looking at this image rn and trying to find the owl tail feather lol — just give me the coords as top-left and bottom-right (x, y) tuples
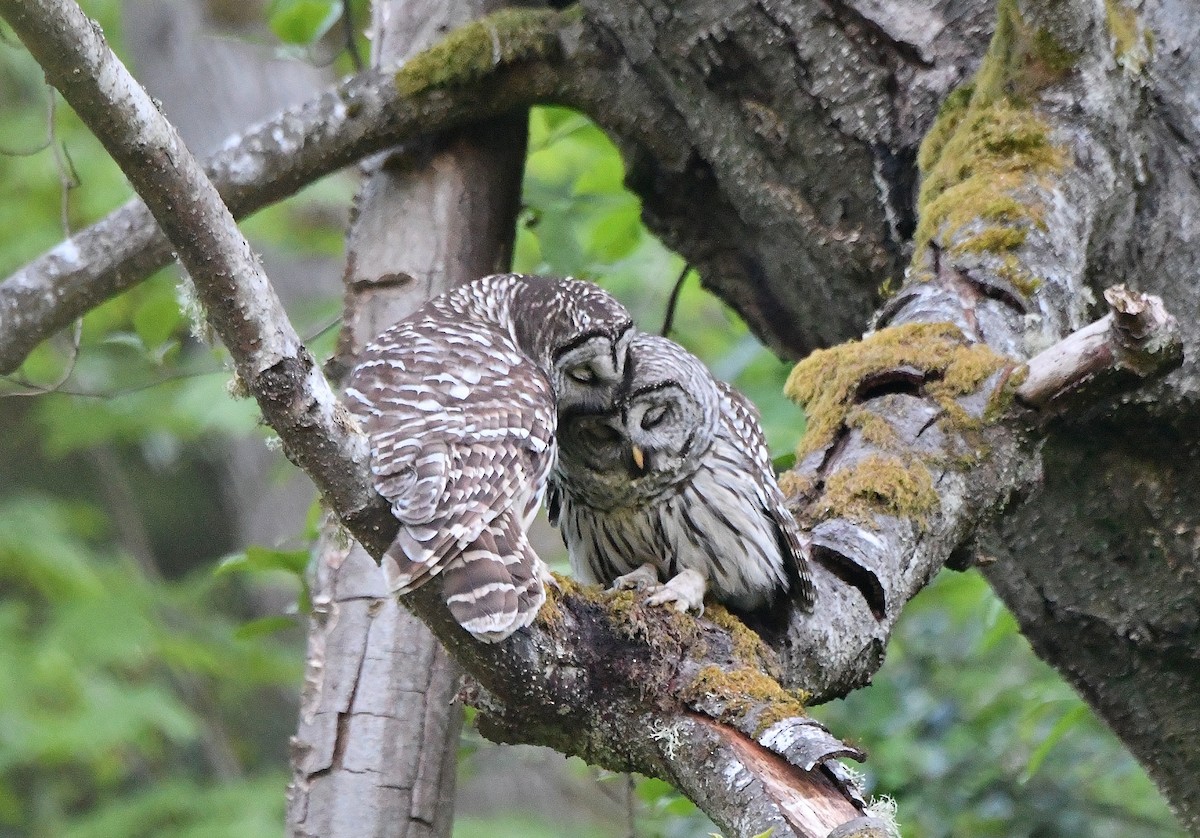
(381, 529), (443, 593)
(441, 522), (524, 643)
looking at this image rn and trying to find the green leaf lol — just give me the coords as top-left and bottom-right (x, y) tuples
(234, 615), (298, 640)
(132, 288), (183, 350)
(1022, 704), (1089, 782)
(268, 0), (343, 44)
(772, 452), (797, 473)
(216, 545), (310, 578)
(581, 202), (641, 263)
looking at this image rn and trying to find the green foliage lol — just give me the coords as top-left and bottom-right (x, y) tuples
(0, 7), (329, 836)
(0, 496), (300, 838)
(811, 571), (1186, 838)
(267, 0), (343, 45)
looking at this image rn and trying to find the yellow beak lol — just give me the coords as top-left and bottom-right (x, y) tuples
(631, 445), (646, 472)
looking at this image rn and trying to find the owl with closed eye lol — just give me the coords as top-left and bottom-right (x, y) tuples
(344, 273), (633, 642)
(548, 332), (814, 616)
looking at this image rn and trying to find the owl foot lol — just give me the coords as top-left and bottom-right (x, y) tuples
(611, 563), (661, 592)
(645, 569), (706, 615)
(537, 561), (562, 591)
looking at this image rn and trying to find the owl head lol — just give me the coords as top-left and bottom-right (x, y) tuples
(556, 333), (720, 509)
(504, 275), (635, 416)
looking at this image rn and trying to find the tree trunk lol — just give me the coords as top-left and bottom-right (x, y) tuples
(285, 1), (527, 835)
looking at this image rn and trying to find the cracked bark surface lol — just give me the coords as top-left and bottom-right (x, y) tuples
(286, 1), (526, 836)
(3, 0), (1200, 831)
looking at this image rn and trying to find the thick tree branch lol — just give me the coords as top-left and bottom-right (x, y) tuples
(0, 2), (870, 834)
(767, 0), (1185, 710)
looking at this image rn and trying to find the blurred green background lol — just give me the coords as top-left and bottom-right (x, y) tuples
(0, 2), (1185, 836)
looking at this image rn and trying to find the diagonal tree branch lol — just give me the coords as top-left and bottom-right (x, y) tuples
(0, 2), (876, 835)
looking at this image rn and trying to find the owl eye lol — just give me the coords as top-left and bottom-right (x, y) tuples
(641, 404), (670, 430)
(566, 364), (598, 384)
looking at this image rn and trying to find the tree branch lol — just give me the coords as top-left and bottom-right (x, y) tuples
(0, 7), (583, 375)
(0, 2), (871, 834)
(768, 0), (1185, 706)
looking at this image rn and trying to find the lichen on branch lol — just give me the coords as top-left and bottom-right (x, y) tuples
(394, 6), (577, 96)
(913, 0), (1075, 281)
(784, 322), (1010, 456)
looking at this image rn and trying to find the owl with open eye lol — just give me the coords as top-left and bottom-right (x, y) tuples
(344, 274), (633, 642)
(548, 332), (814, 616)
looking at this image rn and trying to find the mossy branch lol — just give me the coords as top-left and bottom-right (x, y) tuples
(912, 0), (1075, 280)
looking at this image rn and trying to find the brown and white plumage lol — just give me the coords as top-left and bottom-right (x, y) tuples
(549, 333), (814, 616)
(344, 274), (632, 642)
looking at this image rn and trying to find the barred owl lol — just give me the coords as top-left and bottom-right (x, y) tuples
(344, 274), (633, 642)
(549, 333), (814, 616)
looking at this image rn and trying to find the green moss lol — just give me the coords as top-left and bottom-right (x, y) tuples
(996, 253), (1042, 295)
(916, 100), (1063, 258)
(846, 407), (898, 449)
(705, 605), (778, 675)
(934, 341), (1010, 399)
(785, 323), (1008, 457)
(956, 225), (1028, 254)
(1105, 0), (1149, 71)
(917, 84), (975, 174)
(684, 664), (807, 737)
(914, 0), (1074, 266)
(394, 7), (570, 97)
(985, 362), (1029, 419)
(777, 470), (816, 502)
(973, 0), (1077, 106)
(815, 454), (939, 522)
(535, 571), (581, 628)
(598, 587), (706, 651)
(785, 325), (1010, 523)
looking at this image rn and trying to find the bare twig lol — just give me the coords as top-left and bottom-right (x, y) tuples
(659, 262), (691, 337)
(1016, 286), (1183, 413)
(340, 0), (363, 71)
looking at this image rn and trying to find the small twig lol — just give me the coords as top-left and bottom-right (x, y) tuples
(0, 135), (52, 156)
(341, 0), (363, 70)
(625, 773), (637, 838)
(47, 86), (80, 234)
(1015, 285), (1181, 412)
(0, 317), (81, 397)
(660, 263), (692, 337)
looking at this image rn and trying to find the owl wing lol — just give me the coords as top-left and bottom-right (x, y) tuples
(344, 323), (556, 596)
(717, 382), (815, 608)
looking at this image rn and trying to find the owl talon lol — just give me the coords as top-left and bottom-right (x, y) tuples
(645, 569), (706, 615)
(537, 562), (561, 591)
(611, 563), (661, 592)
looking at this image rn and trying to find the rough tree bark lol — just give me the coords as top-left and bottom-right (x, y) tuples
(2, 0), (1197, 833)
(286, 0), (527, 835)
